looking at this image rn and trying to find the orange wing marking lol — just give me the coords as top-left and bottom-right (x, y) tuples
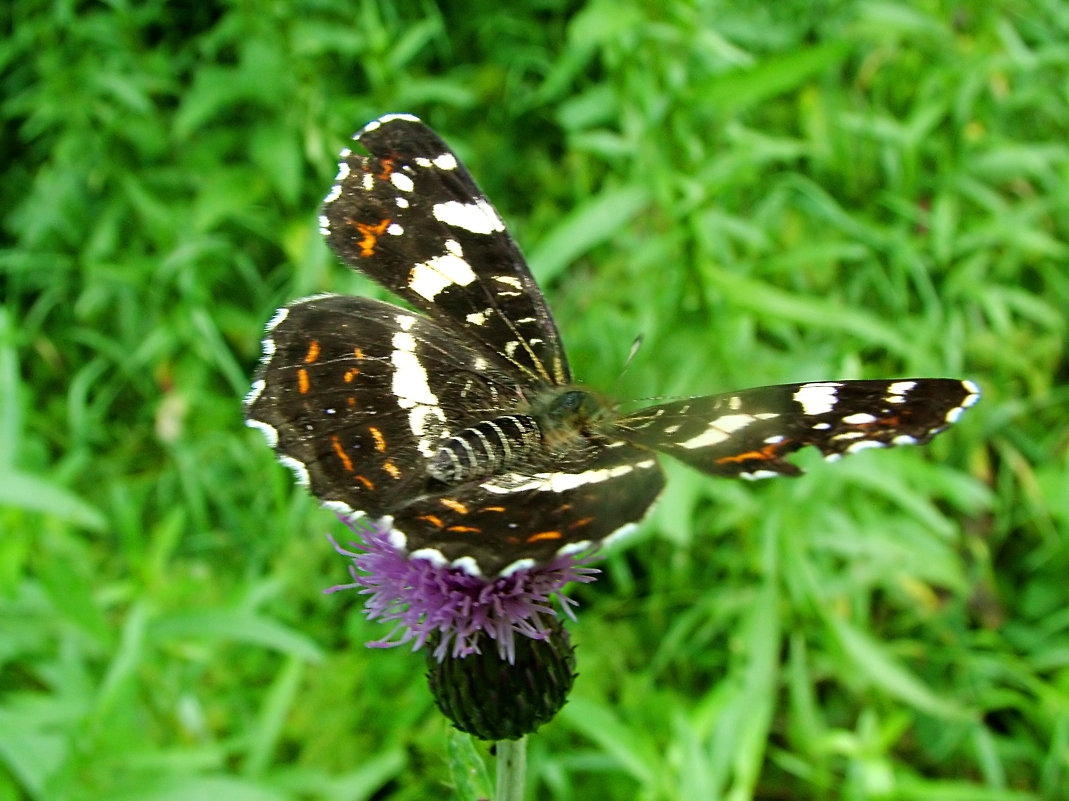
(331, 435), (354, 472)
(439, 498), (469, 514)
(297, 368), (310, 394)
(447, 525), (481, 534)
(715, 442), (782, 465)
(304, 340), (320, 363)
(382, 459), (401, 479)
(368, 426), (386, 452)
(354, 474), (375, 491)
(351, 218), (391, 257)
(418, 514), (445, 528)
(527, 530), (562, 543)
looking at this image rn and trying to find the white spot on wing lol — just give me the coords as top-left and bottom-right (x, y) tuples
(498, 557), (537, 577)
(794, 382), (842, 416)
(322, 499), (356, 516)
(741, 469), (779, 481)
(266, 307), (290, 331)
(362, 113), (420, 135)
(323, 182), (342, 204)
(244, 379), (265, 406)
(408, 547), (449, 567)
(384, 520), (405, 551)
(846, 440), (886, 454)
(245, 417), (277, 447)
(409, 250), (477, 301)
(279, 454), (310, 486)
(678, 414), (755, 450)
(831, 431), (865, 441)
(842, 412), (878, 425)
(391, 172), (415, 192)
(885, 381), (917, 402)
(432, 198), (504, 234)
(434, 152), (458, 170)
(480, 460), (657, 496)
(391, 333), (439, 408)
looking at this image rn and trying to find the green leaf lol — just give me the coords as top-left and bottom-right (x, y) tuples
(0, 470), (107, 531)
(527, 185), (649, 285)
(830, 617), (974, 721)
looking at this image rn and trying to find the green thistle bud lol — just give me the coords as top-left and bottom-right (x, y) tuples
(426, 620), (577, 741)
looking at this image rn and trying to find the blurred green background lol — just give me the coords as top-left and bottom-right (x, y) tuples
(3, 1), (1067, 799)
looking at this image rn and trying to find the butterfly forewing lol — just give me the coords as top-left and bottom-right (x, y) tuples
(615, 379), (981, 479)
(246, 294), (530, 516)
(320, 113), (569, 387)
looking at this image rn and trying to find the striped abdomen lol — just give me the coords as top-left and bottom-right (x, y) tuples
(429, 415), (543, 483)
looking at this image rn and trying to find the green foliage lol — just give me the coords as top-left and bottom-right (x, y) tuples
(2, 0), (1066, 799)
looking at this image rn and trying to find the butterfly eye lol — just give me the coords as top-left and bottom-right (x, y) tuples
(550, 390), (585, 415)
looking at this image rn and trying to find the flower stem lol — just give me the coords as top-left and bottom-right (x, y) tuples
(494, 736), (527, 801)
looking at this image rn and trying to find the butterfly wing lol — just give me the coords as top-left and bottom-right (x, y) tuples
(388, 445), (665, 576)
(320, 113), (569, 387)
(245, 294), (529, 516)
(615, 379), (980, 479)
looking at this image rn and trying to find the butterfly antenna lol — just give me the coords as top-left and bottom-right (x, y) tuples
(611, 335), (644, 395)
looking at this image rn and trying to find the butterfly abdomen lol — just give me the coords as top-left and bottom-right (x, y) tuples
(429, 415), (543, 483)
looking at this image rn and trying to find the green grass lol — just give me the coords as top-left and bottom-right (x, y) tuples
(3, 0), (1067, 799)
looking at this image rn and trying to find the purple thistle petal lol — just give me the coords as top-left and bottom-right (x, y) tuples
(325, 514), (599, 663)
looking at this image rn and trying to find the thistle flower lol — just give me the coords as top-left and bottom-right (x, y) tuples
(325, 514), (598, 664)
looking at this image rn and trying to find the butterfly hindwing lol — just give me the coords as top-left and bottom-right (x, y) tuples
(388, 444), (666, 576)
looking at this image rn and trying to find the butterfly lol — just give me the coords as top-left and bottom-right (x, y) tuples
(245, 113), (980, 577)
